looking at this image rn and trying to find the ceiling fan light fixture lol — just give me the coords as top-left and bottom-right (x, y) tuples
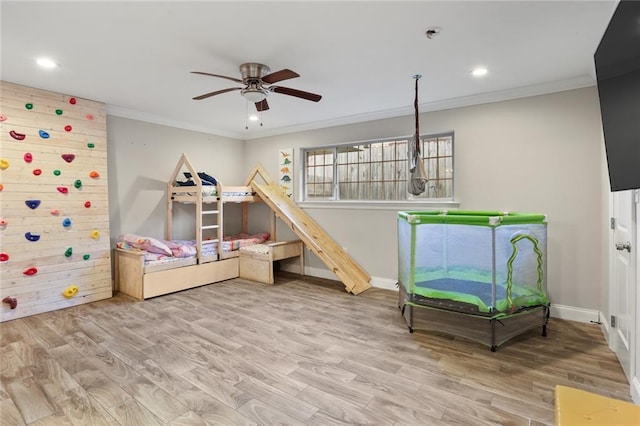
(241, 88), (268, 102)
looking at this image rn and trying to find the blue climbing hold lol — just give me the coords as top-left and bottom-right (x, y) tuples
(62, 218), (72, 228)
(39, 130), (50, 139)
(25, 200), (41, 209)
(25, 232), (40, 242)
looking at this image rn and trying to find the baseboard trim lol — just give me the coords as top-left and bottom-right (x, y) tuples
(599, 313), (612, 346)
(632, 377), (640, 405)
(288, 266), (398, 291)
(549, 304), (599, 324)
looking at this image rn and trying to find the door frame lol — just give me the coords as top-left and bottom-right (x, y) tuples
(608, 189), (639, 402)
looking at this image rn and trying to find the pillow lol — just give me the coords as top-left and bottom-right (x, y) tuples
(117, 233), (172, 256)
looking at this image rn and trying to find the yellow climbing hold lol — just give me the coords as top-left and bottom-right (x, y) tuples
(62, 285), (79, 298)
(91, 229), (100, 239)
(0, 159), (9, 170)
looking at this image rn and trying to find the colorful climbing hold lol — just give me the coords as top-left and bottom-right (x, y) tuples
(89, 171), (100, 178)
(0, 219), (7, 228)
(55, 109), (63, 115)
(50, 209), (60, 216)
(23, 267), (37, 276)
(74, 179), (82, 189)
(86, 114), (94, 121)
(91, 229), (100, 239)
(32, 169), (42, 176)
(62, 218), (72, 228)
(64, 125), (72, 132)
(24, 153), (33, 163)
(62, 285), (79, 298)
(9, 130), (25, 140)
(25, 232), (40, 242)
(69, 98), (76, 105)
(0, 159), (9, 170)
(0, 184), (3, 191)
(57, 186), (68, 194)
(87, 143), (95, 148)
(83, 254), (90, 260)
(39, 130), (50, 139)
(2, 297), (17, 310)
(0, 253), (8, 262)
(84, 201), (91, 208)
(53, 169), (61, 176)
(25, 200), (41, 209)
(64, 247), (73, 257)
(0, 114), (7, 122)
(61, 154), (75, 163)
(25, 103), (33, 110)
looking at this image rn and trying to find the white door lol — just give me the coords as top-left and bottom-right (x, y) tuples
(611, 190), (636, 381)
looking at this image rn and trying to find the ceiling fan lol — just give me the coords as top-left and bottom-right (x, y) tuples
(191, 63), (322, 112)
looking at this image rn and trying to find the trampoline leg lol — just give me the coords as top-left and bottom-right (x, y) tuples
(542, 324), (547, 337)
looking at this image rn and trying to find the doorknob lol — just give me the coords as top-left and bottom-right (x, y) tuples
(615, 241), (632, 253)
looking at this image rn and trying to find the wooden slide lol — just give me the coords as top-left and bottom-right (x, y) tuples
(246, 164), (371, 295)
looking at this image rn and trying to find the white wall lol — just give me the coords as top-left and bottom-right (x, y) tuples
(243, 87), (606, 312)
(106, 115), (245, 245)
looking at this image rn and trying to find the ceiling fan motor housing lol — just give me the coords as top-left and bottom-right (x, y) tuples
(240, 63), (271, 82)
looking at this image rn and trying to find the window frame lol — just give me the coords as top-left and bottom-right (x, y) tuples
(301, 132), (455, 204)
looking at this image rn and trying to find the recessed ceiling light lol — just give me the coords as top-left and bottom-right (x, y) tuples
(471, 67), (488, 77)
(248, 115), (259, 122)
(36, 57), (58, 69)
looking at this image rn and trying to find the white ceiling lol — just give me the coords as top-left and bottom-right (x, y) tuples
(1, 1), (618, 140)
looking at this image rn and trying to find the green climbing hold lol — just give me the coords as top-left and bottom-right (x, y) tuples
(53, 169), (61, 176)
(55, 109), (63, 115)
(83, 254), (90, 260)
(74, 179), (82, 189)
(87, 143), (95, 148)
(25, 103), (33, 110)
(65, 247), (73, 257)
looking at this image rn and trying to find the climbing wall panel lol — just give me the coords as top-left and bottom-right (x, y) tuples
(0, 81), (111, 322)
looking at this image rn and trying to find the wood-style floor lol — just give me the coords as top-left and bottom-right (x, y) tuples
(0, 272), (631, 425)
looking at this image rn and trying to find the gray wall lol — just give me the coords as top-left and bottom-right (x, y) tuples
(243, 87), (607, 311)
(107, 116), (245, 247)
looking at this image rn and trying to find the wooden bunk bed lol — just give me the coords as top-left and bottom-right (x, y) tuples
(114, 154), (304, 300)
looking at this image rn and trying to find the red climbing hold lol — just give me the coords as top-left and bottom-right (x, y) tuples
(57, 186), (69, 194)
(9, 130), (25, 140)
(69, 98), (77, 105)
(24, 153), (33, 163)
(61, 154), (75, 163)
(0, 219), (7, 228)
(84, 201), (91, 208)
(0, 253), (8, 262)
(2, 297), (17, 310)
(86, 114), (94, 121)
(23, 267), (37, 276)
(64, 125), (72, 132)
(0, 115), (7, 122)
(33, 169), (42, 176)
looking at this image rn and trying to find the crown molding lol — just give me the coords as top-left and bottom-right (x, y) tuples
(107, 74), (596, 141)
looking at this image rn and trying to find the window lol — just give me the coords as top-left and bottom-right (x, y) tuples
(303, 133), (453, 201)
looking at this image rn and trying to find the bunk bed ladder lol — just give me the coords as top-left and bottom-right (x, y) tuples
(167, 153), (222, 264)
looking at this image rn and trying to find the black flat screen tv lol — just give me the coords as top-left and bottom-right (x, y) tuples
(594, 0), (640, 192)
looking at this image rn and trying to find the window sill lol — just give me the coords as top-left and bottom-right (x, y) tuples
(297, 200), (461, 211)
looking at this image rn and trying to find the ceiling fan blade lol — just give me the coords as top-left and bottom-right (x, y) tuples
(262, 69), (300, 84)
(191, 71), (243, 84)
(270, 86), (322, 102)
(255, 99), (269, 112)
(192, 87), (241, 100)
